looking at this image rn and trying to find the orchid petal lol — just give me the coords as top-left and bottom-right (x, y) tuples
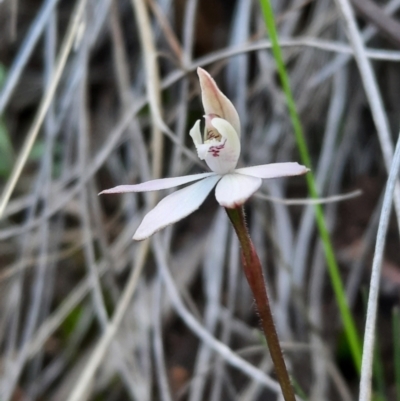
(215, 173), (262, 208)
(189, 120), (211, 160)
(189, 120), (209, 160)
(189, 120), (202, 147)
(200, 118), (240, 175)
(235, 162), (309, 179)
(133, 175), (221, 240)
(197, 67), (241, 137)
(99, 172), (215, 195)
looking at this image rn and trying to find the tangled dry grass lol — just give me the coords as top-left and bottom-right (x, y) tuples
(1, 0), (400, 400)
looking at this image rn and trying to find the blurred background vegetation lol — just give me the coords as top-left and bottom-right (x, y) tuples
(0, 0), (400, 400)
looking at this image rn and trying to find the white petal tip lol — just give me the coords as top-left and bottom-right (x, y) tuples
(98, 185), (136, 195)
(133, 224), (159, 241)
(197, 67), (209, 77)
(98, 189), (114, 195)
(133, 233), (147, 241)
(285, 162), (310, 175)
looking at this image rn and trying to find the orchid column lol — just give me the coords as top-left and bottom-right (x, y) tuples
(100, 68), (308, 401)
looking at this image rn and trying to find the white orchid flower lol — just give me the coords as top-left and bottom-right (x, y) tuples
(100, 67), (309, 240)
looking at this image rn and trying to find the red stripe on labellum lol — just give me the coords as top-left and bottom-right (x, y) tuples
(208, 140), (226, 157)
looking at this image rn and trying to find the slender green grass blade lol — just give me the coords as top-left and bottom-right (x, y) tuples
(258, 0), (362, 372)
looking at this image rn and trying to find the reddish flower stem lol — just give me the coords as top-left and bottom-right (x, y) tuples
(226, 206), (296, 401)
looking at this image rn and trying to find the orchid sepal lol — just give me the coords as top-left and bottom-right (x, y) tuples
(197, 67), (241, 137)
